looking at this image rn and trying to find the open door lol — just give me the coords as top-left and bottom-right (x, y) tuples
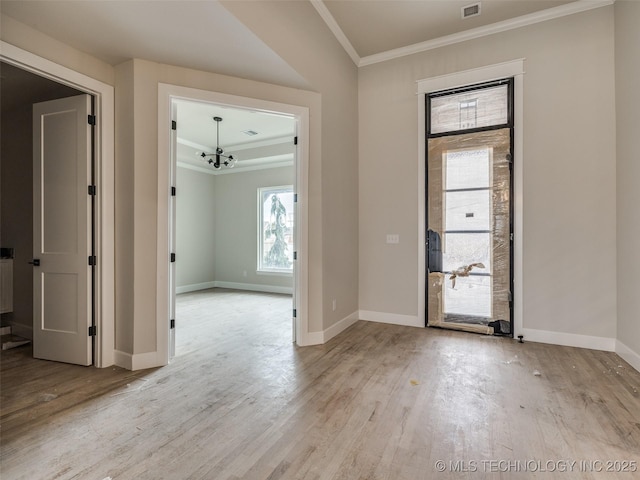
(33, 94), (93, 365)
(426, 79), (513, 336)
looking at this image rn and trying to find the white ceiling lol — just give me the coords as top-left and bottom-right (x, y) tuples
(0, 0), (309, 90)
(321, 0), (575, 58)
(174, 99), (296, 173)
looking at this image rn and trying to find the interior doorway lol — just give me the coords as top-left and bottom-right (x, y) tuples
(1, 62), (95, 364)
(425, 79), (514, 336)
(169, 99), (297, 356)
(0, 43), (115, 368)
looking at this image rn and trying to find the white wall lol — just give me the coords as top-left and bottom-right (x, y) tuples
(614, 0), (640, 368)
(175, 167), (216, 290)
(175, 165), (294, 293)
(359, 7), (618, 344)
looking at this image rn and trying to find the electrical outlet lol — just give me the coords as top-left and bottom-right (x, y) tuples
(243, 270), (247, 277)
(386, 234), (400, 244)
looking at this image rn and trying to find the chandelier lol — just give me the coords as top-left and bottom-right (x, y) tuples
(198, 116), (236, 169)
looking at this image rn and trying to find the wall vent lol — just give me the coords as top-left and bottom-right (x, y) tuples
(462, 3), (481, 19)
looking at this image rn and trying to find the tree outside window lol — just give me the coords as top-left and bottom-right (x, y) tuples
(258, 186), (294, 273)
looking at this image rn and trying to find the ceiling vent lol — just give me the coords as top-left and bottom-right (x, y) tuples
(462, 3), (481, 19)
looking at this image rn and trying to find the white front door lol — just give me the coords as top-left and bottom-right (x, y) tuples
(33, 94), (93, 365)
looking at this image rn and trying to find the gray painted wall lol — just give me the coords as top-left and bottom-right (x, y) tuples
(176, 165), (294, 292)
(358, 7), (618, 339)
(175, 167), (216, 289)
(615, 0), (640, 358)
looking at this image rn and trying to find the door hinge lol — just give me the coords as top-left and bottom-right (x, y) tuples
(88, 325), (97, 336)
(510, 233), (514, 241)
(293, 251), (297, 260)
(88, 115), (97, 126)
(170, 253), (176, 263)
(294, 193), (298, 203)
(294, 136), (298, 145)
(171, 186), (176, 196)
(508, 291), (513, 302)
(171, 120), (177, 130)
(293, 309), (297, 318)
(170, 319), (175, 329)
(88, 255), (97, 266)
(88, 185), (96, 196)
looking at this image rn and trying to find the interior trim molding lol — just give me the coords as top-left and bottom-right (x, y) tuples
(349, 0), (613, 67)
(312, 0), (612, 68)
(0, 41), (115, 369)
(213, 281), (293, 295)
(114, 350), (164, 371)
(175, 282), (217, 294)
(520, 328), (616, 352)
(323, 311), (359, 343)
(417, 59), (525, 94)
(158, 83), (311, 363)
(616, 340), (640, 373)
(417, 59), (525, 340)
(301, 310), (359, 346)
(309, 0), (360, 65)
(359, 310), (423, 328)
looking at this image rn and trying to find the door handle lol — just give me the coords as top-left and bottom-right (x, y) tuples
(28, 259), (40, 266)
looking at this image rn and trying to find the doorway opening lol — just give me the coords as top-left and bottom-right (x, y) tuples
(0, 53), (115, 367)
(425, 79), (514, 336)
(169, 98), (297, 356)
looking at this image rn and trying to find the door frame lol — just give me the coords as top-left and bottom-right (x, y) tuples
(1, 41), (115, 367)
(157, 83), (310, 363)
(417, 59), (524, 337)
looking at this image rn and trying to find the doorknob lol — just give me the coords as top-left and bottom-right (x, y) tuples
(28, 259), (40, 266)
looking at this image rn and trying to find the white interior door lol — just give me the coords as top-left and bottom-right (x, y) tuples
(33, 94), (92, 365)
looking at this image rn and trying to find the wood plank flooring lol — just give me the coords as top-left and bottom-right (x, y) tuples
(1, 288), (639, 479)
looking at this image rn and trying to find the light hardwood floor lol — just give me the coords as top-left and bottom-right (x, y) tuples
(1, 289), (639, 479)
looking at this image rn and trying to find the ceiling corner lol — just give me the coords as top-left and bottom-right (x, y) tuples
(309, 0), (361, 66)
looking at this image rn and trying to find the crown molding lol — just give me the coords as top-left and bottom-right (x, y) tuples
(309, 0), (360, 65)
(311, 0), (615, 69)
(358, 0), (614, 67)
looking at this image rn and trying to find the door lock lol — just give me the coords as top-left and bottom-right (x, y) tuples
(28, 259), (40, 266)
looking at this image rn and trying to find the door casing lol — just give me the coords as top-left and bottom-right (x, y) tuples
(1, 41), (116, 368)
(157, 83), (311, 366)
(417, 60), (524, 337)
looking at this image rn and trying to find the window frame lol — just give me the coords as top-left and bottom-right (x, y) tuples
(257, 185), (295, 275)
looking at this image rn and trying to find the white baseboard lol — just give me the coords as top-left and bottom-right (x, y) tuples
(175, 281), (216, 294)
(616, 340), (640, 373)
(519, 328), (616, 352)
(215, 281), (292, 295)
(176, 281), (292, 295)
(114, 350), (166, 371)
(302, 331), (324, 346)
(323, 311), (359, 343)
(359, 310), (423, 328)
(300, 311), (359, 346)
